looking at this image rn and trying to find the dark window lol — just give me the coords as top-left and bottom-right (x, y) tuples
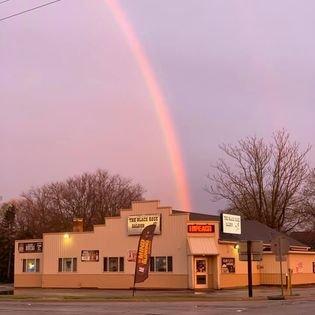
(196, 275), (207, 285)
(156, 257), (167, 272)
(58, 258), (77, 272)
(36, 259), (40, 272)
(119, 257), (124, 272)
(167, 256), (173, 272)
(103, 257), (124, 272)
(150, 257), (155, 272)
(150, 256), (173, 272)
(109, 257), (118, 272)
(73, 258), (77, 272)
(58, 258), (62, 272)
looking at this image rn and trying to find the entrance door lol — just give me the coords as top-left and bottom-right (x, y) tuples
(194, 257), (208, 289)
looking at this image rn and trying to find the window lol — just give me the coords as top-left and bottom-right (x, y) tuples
(150, 256), (173, 272)
(103, 257), (124, 272)
(22, 259), (40, 273)
(58, 258), (77, 272)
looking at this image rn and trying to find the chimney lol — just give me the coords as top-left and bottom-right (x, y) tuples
(73, 218), (84, 232)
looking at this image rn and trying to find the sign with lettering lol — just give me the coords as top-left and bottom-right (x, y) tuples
(221, 257), (235, 273)
(187, 224), (215, 233)
(134, 224), (156, 284)
(18, 242), (43, 253)
(81, 250), (99, 262)
(127, 250), (137, 262)
(221, 213), (241, 234)
(127, 214), (161, 235)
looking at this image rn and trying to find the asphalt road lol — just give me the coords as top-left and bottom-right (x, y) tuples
(0, 300), (314, 315)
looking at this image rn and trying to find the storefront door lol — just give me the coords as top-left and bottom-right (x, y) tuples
(194, 257), (208, 289)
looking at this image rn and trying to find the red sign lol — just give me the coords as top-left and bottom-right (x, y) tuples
(187, 224), (215, 233)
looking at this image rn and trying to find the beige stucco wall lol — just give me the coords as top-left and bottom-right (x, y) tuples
(288, 252), (315, 285)
(218, 242), (261, 288)
(260, 253), (287, 285)
(260, 252), (315, 285)
(40, 201), (190, 288)
(14, 200), (315, 289)
(14, 239), (43, 288)
(14, 274), (42, 288)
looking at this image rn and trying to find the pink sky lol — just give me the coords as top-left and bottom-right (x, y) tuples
(1, 0), (314, 212)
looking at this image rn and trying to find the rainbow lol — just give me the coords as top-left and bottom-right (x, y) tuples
(106, 0), (191, 211)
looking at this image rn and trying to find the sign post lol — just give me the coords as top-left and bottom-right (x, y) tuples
(271, 236), (289, 298)
(247, 240), (253, 298)
(239, 240), (263, 298)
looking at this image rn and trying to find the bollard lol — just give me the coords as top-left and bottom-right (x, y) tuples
(288, 268), (293, 296)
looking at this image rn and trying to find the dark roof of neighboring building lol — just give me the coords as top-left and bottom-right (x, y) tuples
(172, 210), (220, 221)
(173, 209), (308, 248)
(220, 220), (308, 247)
(290, 231), (315, 249)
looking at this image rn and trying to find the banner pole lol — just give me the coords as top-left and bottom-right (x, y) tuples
(132, 234), (141, 297)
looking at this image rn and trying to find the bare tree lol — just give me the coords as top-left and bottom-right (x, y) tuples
(206, 130), (311, 232)
(13, 169), (145, 238)
(303, 169), (315, 230)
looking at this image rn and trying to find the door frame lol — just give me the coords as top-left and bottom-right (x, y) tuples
(194, 256), (208, 289)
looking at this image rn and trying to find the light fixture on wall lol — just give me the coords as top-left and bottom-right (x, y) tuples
(234, 244), (240, 250)
(64, 233), (70, 239)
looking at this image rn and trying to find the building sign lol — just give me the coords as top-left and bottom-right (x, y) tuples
(127, 214), (161, 235)
(221, 213), (241, 234)
(221, 258), (235, 273)
(187, 224), (215, 233)
(134, 224), (156, 284)
(81, 250), (99, 262)
(127, 250), (137, 262)
(18, 242), (43, 253)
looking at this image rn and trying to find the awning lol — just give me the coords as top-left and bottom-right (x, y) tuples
(187, 237), (219, 255)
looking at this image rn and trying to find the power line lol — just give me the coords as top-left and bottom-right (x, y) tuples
(0, 0), (12, 5)
(0, 0), (62, 22)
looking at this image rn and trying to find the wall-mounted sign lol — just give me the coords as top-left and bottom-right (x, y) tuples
(127, 250), (137, 262)
(221, 257), (235, 273)
(81, 250), (99, 262)
(187, 224), (215, 233)
(127, 214), (161, 235)
(18, 242), (43, 253)
(221, 213), (241, 234)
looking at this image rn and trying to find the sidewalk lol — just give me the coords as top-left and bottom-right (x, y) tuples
(6, 285), (315, 302)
